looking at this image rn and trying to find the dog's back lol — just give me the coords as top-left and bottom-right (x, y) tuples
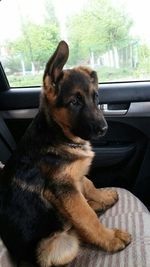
(0, 112), (66, 263)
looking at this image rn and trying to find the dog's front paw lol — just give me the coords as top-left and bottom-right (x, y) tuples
(97, 189), (118, 211)
(101, 228), (131, 252)
(104, 189), (118, 206)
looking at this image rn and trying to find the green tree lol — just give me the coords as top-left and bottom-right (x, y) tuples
(4, 0), (60, 73)
(2, 54), (22, 74)
(137, 43), (150, 75)
(67, 0), (133, 66)
(4, 21), (60, 72)
(8, 21), (59, 71)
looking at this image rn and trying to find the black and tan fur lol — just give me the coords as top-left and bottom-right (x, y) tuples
(0, 41), (131, 267)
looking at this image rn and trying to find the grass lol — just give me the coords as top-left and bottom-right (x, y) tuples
(8, 73), (43, 87)
(95, 66), (135, 82)
(7, 67), (149, 88)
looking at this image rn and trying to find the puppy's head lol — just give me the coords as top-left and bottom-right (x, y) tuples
(42, 41), (108, 141)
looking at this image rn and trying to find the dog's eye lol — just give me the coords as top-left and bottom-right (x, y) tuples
(70, 98), (78, 106)
(69, 93), (83, 107)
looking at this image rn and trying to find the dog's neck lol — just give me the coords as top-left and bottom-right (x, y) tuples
(64, 142), (85, 149)
(39, 107), (89, 149)
(40, 100), (89, 147)
(63, 140), (92, 155)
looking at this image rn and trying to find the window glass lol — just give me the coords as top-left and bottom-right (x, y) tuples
(0, 0), (150, 87)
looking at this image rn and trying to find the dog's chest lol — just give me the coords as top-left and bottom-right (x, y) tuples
(62, 144), (95, 182)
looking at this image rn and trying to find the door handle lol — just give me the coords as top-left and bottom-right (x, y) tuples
(99, 104), (128, 116)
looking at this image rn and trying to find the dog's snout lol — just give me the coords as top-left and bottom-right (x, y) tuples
(101, 125), (108, 135)
(96, 124), (107, 135)
(92, 119), (108, 137)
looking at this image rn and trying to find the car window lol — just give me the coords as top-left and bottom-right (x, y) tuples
(0, 0), (150, 87)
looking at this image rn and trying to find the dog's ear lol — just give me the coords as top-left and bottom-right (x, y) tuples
(43, 41), (69, 84)
(90, 71), (98, 84)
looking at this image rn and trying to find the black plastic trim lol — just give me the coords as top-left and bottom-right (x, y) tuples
(0, 62), (10, 91)
(0, 88), (40, 110)
(98, 81), (150, 104)
(93, 144), (135, 167)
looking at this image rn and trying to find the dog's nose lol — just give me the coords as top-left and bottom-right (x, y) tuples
(96, 124), (108, 136)
(100, 125), (108, 134)
(93, 121), (108, 137)
(101, 125), (108, 136)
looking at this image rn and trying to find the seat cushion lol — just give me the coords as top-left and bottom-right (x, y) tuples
(67, 188), (150, 267)
(0, 188), (150, 267)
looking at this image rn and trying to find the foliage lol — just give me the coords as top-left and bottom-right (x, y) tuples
(7, 22), (60, 71)
(8, 73), (43, 87)
(137, 44), (150, 76)
(96, 66), (134, 82)
(67, 0), (133, 65)
(2, 54), (22, 74)
(3, 0), (60, 73)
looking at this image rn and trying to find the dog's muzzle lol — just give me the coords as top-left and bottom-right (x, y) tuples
(91, 119), (108, 138)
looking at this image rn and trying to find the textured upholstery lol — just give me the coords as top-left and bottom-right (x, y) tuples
(0, 188), (150, 267)
(67, 188), (150, 267)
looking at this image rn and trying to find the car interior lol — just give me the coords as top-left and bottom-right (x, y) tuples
(0, 0), (150, 266)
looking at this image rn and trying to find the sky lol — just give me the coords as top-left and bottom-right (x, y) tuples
(0, 0), (86, 40)
(0, 0), (150, 44)
(120, 0), (150, 42)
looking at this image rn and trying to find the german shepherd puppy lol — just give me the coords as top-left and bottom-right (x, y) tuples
(0, 41), (131, 267)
